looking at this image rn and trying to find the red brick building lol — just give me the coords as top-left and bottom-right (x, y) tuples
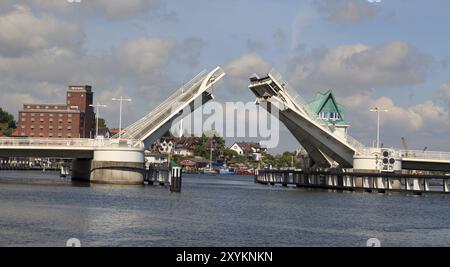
(18, 85), (95, 138)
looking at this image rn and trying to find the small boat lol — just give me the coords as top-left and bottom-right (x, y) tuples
(203, 169), (217, 175)
(219, 168), (235, 175)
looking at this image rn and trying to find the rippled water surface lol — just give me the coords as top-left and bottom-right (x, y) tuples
(1, 170), (450, 246)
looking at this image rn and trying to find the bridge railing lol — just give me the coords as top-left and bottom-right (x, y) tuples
(119, 70), (209, 140)
(130, 75), (208, 140)
(400, 150), (450, 161)
(267, 69), (367, 154)
(0, 138), (144, 149)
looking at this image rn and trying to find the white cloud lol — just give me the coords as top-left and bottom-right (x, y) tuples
(86, 0), (159, 19)
(224, 53), (272, 92)
(437, 84), (450, 102)
(0, 5), (82, 57)
(116, 37), (174, 77)
(316, 0), (379, 22)
(339, 91), (450, 149)
(289, 41), (431, 95)
(17, 0), (160, 19)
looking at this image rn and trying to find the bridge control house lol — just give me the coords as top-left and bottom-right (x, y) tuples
(17, 85), (96, 138)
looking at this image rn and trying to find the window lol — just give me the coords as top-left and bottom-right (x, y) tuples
(49, 133), (53, 137)
(31, 113), (35, 117)
(49, 114), (54, 117)
(27, 105), (31, 109)
(67, 126), (72, 130)
(58, 114), (63, 118)
(22, 118), (26, 122)
(67, 100), (71, 104)
(30, 125), (34, 130)
(58, 133), (62, 137)
(58, 126), (62, 130)
(68, 114), (72, 118)
(49, 126), (53, 130)
(40, 126), (44, 130)
(40, 118), (44, 122)
(45, 106), (49, 109)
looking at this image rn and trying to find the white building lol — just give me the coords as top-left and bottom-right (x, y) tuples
(229, 142), (267, 161)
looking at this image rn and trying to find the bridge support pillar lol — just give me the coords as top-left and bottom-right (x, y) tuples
(423, 179), (430, 192)
(72, 158), (92, 181)
(375, 177), (385, 189)
(412, 178), (421, 191)
(72, 148), (145, 185)
(444, 179), (449, 193)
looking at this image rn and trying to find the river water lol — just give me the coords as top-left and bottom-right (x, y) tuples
(0, 170), (449, 247)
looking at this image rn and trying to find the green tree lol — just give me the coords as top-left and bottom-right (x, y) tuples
(0, 108), (17, 137)
(97, 117), (107, 128)
(230, 155), (247, 163)
(223, 148), (238, 160)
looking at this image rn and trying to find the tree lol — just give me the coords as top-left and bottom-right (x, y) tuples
(0, 108), (17, 137)
(230, 155), (247, 163)
(223, 148), (238, 160)
(97, 117), (106, 128)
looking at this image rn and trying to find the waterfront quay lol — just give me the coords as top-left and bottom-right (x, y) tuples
(256, 169), (450, 194)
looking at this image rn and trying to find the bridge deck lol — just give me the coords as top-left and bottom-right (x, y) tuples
(0, 138), (143, 159)
(118, 66), (225, 146)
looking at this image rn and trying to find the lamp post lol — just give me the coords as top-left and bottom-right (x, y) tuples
(89, 103), (107, 138)
(112, 96), (132, 139)
(370, 107), (388, 149)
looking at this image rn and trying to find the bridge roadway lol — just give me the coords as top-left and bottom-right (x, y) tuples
(118, 66), (225, 147)
(0, 138), (143, 159)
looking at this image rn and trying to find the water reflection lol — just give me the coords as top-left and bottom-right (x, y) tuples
(0, 170), (449, 246)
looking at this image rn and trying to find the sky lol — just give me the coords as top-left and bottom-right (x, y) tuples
(0, 0), (450, 153)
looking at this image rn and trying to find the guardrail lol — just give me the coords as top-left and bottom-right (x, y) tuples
(0, 138), (144, 149)
(400, 150), (450, 161)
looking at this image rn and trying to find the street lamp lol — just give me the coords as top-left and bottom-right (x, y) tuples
(370, 107), (388, 149)
(112, 96), (132, 139)
(89, 103), (107, 138)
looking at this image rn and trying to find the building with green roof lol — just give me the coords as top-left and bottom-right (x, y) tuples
(306, 89), (350, 140)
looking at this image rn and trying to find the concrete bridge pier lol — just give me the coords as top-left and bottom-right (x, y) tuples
(72, 147), (145, 185)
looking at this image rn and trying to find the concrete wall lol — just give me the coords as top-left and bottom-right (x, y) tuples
(90, 161), (144, 185)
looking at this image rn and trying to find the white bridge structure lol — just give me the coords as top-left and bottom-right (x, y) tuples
(0, 66), (225, 184)
(248, 69), (450, 172)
